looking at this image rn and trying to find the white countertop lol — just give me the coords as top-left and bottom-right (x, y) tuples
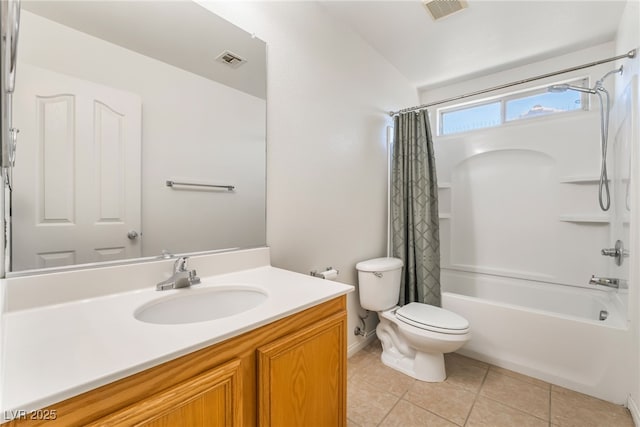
(2, 266), (353, 417)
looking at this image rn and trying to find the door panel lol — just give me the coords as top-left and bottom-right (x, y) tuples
(38, 94), (75, 224)
(257, 313), (346, 427)
(87, 359), (243, 427)
(12, 64), (141, 270)
(95, 101), (126, 223)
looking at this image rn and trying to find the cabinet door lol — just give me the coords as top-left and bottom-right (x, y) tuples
(87, 358), (243, 427)
(257, 313), (346, 427)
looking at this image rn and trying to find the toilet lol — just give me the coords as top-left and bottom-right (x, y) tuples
(356, 257), (470, 382)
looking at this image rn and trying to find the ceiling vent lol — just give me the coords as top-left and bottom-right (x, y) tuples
(423, 0), (468, 20)
(215, 50), (247, 68)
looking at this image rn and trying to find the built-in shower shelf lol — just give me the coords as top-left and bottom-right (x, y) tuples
(438, 182), (452, 189)
(438, 214), (451, 220)
(559, 214), (609, 224)
(559, 176), (603, 184)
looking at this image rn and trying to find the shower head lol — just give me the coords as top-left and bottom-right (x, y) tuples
(547, 84), (596, 94)
(548, 84), (570, 93)
(547, 66), (622, 96)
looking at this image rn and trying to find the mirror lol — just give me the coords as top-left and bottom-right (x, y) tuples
(8, 1), (267, 273)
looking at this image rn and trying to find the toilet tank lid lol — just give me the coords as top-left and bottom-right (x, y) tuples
(356, 257), (403, 272)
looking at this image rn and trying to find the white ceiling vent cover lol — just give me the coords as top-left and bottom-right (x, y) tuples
(423, 0), (468, 20)
(215, 50), (247, 68)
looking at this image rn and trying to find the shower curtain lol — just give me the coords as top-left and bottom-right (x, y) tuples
(391, 110), (441, 307)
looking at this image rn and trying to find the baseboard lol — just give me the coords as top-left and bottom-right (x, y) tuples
(629, 395), (640, 426)
(347, 333), (377, 358)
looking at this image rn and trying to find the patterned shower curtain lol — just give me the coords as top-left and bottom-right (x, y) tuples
(391, 110), (441, 307)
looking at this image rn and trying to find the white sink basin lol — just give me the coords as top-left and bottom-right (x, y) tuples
(134, 285), (268, 325)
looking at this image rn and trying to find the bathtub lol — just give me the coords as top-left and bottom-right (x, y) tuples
(441, 269), (632, 404)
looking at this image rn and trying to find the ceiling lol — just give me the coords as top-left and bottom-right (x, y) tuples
(319, 0), (628, 90)
(22, 1), (267, 98)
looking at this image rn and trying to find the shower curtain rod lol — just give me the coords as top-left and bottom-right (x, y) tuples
(389, 49), (637, 116)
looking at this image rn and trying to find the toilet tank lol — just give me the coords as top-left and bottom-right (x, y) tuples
(356, 257), (403, 311)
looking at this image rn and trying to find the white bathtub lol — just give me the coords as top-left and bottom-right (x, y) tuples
(441, 269), (632, 404)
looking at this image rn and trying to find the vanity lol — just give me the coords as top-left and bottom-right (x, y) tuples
(2, 248), (353, 426)
(0, 2), (356, 425)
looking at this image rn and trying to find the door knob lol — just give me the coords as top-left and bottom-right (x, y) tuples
(127, 230), (139, 240)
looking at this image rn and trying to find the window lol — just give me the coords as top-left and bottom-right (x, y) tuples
(441, 101), (501, 135)
(438, 78), (588, 136)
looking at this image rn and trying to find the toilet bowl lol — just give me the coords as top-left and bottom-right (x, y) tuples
(356, 257), (471, 382)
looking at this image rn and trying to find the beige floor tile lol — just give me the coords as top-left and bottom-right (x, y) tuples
(550, 386), (634, 427)
(445, 352), (489, 370)
(347, 375), (400, 427)
(348, 348), (635, 427)
(444, 354), (488, 393)
(405, 379), (476, 425)
(379, 399), (457, 427)
(363, 338), (383, 354)
(355, 356), (416, 397)
(480, 370), (550, 420)
(466, 396), (548, 427)
(348, 347), (379, 380)
(489, 365), (550, 390)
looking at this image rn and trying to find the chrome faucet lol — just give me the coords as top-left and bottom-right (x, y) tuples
(589, 275), (621, 289)
(156, 256), (201, 291)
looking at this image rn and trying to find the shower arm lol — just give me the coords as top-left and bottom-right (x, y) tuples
(596, 66), (623, 88)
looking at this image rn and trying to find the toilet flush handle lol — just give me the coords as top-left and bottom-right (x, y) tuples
(373, 272), (383, 278)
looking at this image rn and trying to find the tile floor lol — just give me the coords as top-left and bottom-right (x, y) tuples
(347, 340), (634, 427)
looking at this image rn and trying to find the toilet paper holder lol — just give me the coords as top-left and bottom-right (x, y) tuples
(310, 267), (339, 280)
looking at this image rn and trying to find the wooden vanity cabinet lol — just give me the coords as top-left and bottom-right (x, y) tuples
(88, 359), (244, 427)
(5, 296), (347, 427)
(258, 315), (345, 426)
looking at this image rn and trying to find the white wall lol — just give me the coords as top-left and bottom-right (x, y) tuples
(421, 35), (639, 405)
(16, 10), (266, 262)
(420, 43), (622, 290)
(614, 0), (640, 419)
(202, 1), (418, 353)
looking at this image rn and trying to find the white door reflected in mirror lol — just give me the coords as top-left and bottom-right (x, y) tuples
(12, 64), (142, 270)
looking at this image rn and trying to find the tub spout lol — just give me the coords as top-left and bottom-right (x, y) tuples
(589, 275), (620, 289)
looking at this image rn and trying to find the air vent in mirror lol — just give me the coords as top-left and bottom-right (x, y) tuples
(215, 50), (247, 68)
(423, 0), (467, 20)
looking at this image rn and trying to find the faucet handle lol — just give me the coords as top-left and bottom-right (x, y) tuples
(174, 256), (189, 272)
(189, 269), (201, 285)
(601, 248), (620, 257)
(601, 240), (626, 266)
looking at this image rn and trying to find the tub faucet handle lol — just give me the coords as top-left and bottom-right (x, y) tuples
(601, 240), (626, 266)
(601, 248), (619, 256)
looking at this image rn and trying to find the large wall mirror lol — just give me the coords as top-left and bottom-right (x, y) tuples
(7, 1), (267, 274)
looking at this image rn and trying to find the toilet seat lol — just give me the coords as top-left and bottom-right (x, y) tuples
(396, 303), (469, 335)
